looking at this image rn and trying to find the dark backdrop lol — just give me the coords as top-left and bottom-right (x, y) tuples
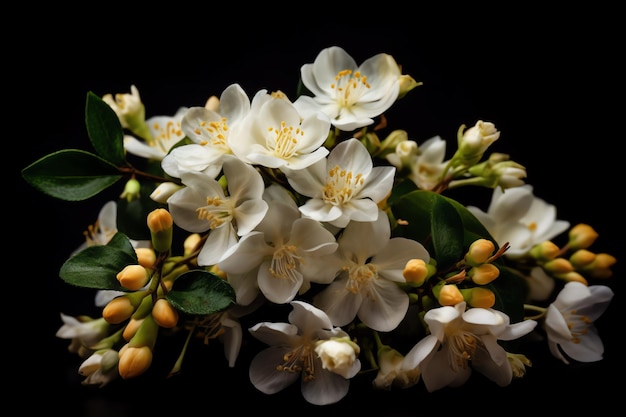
(18, 16), (621, 415)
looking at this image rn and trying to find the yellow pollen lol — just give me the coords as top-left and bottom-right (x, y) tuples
(323, 165), (364, 206)
(269, 245), (302, 281)
(528, 222), (537, 232)
(330, 68), (372, 107)
(195, 196), (231, 230)
(267, 121), (303, 159)
(346, 264), (378, 295)
(276, 344), (316, 381)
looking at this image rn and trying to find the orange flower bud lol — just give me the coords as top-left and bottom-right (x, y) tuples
(438, 284), (464, 306)
(529, 241), (560, 262)
(135, 247), (157, 268)
(103, 296), (135, 324)
(116, 264), (150, 291)
(147, 208), (173, 253)
(123, 318), (144, 341)
(403, 259), (428, 286)
(568, 223), (598, 250)
(118, 345), (153, 379)
(544, 258), (574, 274)
(469, 264), (500, 285)
(464, 287), (496, 308)
(152, 298), (179, 328)
(465, 239), (495, 266)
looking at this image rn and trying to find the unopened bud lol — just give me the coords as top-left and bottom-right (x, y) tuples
(123, 318), (143, 341)
(118, 344), (153, 379)
(397, 74), (422, 99)
(468, 263), (500, 285)
(116, 264), (150, 291)
(543, 258), (574, 275)
(205, 95), (220, 111)
(184, 233), (202, 256)
(135, 247), (157, 269)
(554, 271), (588, 285)
(152, 298), (179, 328)
(120, 179), (141, 202)
(437, 284), (464, 306)
(569, 249), (596, 268)
(147, 208), (173, 253)
(462, 287), (495, 308)
(103, 297), (135, 324)
(529, 241), (561, 262)
(403, 259), (429, 286)
(568, 223), (599, 250)
(465, 239), (495, 266)
(150, 182), (183, 204)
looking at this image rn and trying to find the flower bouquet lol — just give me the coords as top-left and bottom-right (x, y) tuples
(24, 46), (616, 406)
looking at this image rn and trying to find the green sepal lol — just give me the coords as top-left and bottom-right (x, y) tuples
(85, 91), (126, 166)
(59, 232), (138, 290)
(21, 149), (123, 201)
(166, 270), (235, 315)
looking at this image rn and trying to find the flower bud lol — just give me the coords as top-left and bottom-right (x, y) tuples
(376, 129), (409, 158)
(314, 337), (360, 379)
(129, 313), (159, 350)
(116, 264), (150, 291)
(205, 95), (220, 111)
(468, 264), (500, 285)
(123, 318), (144, 341)
(543, 258), (574, 275)
(461, 287), (495, 308)
(584, 253), (617, 279)
(135, 247), (157, 269)
(103, 296), (135, 324)
(403, 259), (428, 286)
(529, 241), (561, 262)
(397, 74), (422, 99)
(184, 233), (203, 256)
(150, 182), (184, 204)
(568, 223), (599, 250)
(120, 178), (141, 203)
(455, 120), (500, 166)
(436, 283), (464, 306)
(118, 344), (153, 379)
(554, 271), (588, 285)
(465, 239), (495, 266)
(569, 249), (596, 268)
(152, 298), (179, 328)
(147, 208), (173, 253)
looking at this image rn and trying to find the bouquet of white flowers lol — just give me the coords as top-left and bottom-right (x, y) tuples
(24, 46), (616, 406)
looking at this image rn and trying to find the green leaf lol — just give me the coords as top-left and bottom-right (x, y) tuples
(430, 196), (465, 268)
(106, 232), (138, 254)
(59, 244), (138, 290)
(85, 91), (126, 166)
(21, 149), (123, 201)
(167, 270), (236, 315)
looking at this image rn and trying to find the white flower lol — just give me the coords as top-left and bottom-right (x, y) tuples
(248, 300), (361, 406)
(123, 107), (188, 160)
(372, 345), (422, 390)
(218, 199), (338, 305)
(166, 156), (269, 266)
(544, 281), (614, 364)
(101, 84), (144, 130)
(314, 337), (360, 379)
(293, 46), (401, 131)
(401, 302), (537, 392)
(285, 138), (395, 228)
(78, 349), (119, 387)
(466, 184), (570, 259)
(313, 211), (430, 332)
(161, 83), (250, 179)
(56, 314), (110, 357)
(408, 135), (448, 191)
(229, 89), (330, 171)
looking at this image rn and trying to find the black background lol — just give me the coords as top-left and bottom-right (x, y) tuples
(18, 12), (622, 415)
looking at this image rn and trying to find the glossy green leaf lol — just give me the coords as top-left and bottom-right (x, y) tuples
(430, 195), (465, 268)
(85, 91), (126, 166)
(59, 243), (138, 290)
(21, 149), (123, 201)
(167, 270), (236, 315)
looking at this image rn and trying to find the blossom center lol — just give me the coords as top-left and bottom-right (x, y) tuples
(323, 165), (364, 206)
(267, 121), (303, 159)
(446, 328), (479, 371)
(196, 196), (233, 230)
(152, 120), (183, 153)
(269, 245), (302, 281)
(346, 263), (378, 294)
(276, 341), (316, 381)
(330, 69), (371, 108)
(564, 308), (591, 344)
(196, 117), (230, 151)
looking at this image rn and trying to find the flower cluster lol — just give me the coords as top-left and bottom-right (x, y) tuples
(24, 46), (616, 405)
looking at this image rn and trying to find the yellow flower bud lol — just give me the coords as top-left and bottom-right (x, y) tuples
(438, 284), (464, 306)
(103, 296), (135, 324)
(529, 241), (561, 262)
(468, 263), (500, 285)
(463, 287), (496, 308)
(586, 253), (617, 279)
(568, 223), (598, 250)
(118, 344), (153, 379)
(465, 239), (495, 266)
(123, 318), (144, 341)
(184, 233), (202, 256)
(147, 208), (173, 253)
(403, 259), (428, 286)
(569, 249), (596, 268)
(152, 298), (179, 328)
(120, 178), (141, 203)
(116, 264), (150, 291)
(135, 247), (157, 268)
(543, 258), (574, 275)
(554, 271), (588, 285)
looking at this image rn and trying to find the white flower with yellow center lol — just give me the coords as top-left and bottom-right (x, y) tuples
(248, 300), (361, 406)
(293, 46), (402, 131)
(466, 184), (570, 259)
(229, 89), (330, 171)
(313, 211), (429, 332)
(123, 107), (187, 160)
(544, 281), (614, 364)
(285, 138), (395, 228)
(400, 302), (537, 392)
(167, 156), (269, 266)
(162, 83), (250, 179)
